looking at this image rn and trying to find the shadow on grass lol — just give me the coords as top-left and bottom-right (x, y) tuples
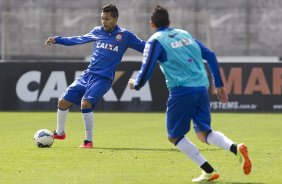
(92, 147), (221, 152)
(217, 182), (264, 184)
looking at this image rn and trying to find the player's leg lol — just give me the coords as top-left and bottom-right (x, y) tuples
(200, 130), (252, 175)
(208, 132), (252, 175)
(54, 73), (87, 140)
(205, 131), (237, 154)
(194, 89), (251, 175)
(166, 92), (219, 182)
(193, 89), (236, 152)
(79, 75), (112, 148)
(54, 98), (73, 139)
(80, 99), (94, 148)
(169, 136), (219, 182)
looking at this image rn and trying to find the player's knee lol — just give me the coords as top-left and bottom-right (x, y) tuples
(58, 98), (71, 110)
(168, 137), (177, 144)
(168, 137), (183, 145)
(81, 99), (92, 109)
(197, 132), (209, 143)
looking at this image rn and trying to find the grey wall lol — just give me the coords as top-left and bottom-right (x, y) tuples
(1, 0), (282, 60)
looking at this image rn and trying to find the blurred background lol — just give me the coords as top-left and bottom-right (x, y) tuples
(1, 0), (282, 61)
(0, 0), (281, 112)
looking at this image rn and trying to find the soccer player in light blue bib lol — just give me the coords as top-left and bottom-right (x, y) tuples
(44, 4), (145, 148)
(129, 5), (251, 182)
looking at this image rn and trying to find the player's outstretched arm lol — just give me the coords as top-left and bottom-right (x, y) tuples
(215, 87), (228, 103)
(44, 37), (56, 46)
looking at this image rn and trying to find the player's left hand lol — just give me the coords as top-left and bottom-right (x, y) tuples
(128, 79), (135, 90)
(215, 87), (228, 103)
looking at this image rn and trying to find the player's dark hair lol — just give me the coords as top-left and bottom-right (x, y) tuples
(151, 5), (170, 28)
(102, 4), (119, 18)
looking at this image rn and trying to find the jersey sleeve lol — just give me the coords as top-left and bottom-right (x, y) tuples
(195, 39), (223, 88)
(54, 28), (97, 46)
(134, 39), (164, 90)
(127, 31), (146, 53)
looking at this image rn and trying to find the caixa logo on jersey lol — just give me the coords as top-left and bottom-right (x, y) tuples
(15, 70), (152, 103)
(96, 42), (119, 52)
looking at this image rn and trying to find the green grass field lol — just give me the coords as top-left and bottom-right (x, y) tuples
(0, 112), (281, 184)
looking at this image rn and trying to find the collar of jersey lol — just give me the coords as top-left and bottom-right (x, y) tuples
(102, 25), (120, 34)
(156, 26), (169, 32)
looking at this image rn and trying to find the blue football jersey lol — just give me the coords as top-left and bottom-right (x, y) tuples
(54, 25), (145, 80)
(134, 27), (223, 91)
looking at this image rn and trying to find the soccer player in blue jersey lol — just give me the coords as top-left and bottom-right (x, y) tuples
(128, 5), (251, 182)
(44, 4), (145, 148)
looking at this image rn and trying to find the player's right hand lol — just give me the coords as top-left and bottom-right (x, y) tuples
(44, 37), (56, 46)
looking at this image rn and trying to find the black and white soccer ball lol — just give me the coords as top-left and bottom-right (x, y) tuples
(34, 129), (54, 148)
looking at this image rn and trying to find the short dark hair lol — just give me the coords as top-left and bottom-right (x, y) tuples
(102, 4), (119, 18)
(151, 5), (170, 28)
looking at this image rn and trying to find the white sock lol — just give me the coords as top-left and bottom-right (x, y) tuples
(176, 137), (207, 167)
(56, 108), (69, 135)
(207, 131), (234, 151)
(82, 112), (94, 142)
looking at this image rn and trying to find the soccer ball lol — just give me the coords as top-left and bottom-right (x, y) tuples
(34, 129), (54, 148)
